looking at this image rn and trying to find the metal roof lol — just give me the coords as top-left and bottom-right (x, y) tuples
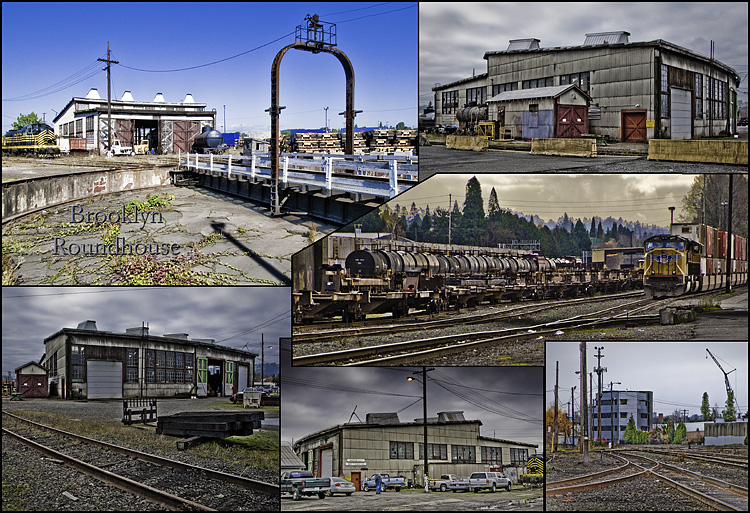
(487, 84), (590, 103)
(507, 38), (540, 51)
(281, 443), (306, 470)
(583, 31), (630, 45)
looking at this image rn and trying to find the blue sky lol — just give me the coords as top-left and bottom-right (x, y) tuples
(1, 287), (289, 377)
(2, 2), (417, 134)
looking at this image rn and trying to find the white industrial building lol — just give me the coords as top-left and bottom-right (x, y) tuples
(53, 88), (216, 155)
(433, 31), (740, 141)
(593, 390), (654, 443)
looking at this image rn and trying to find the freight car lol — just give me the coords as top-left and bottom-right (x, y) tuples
(2, 123), (60, 157)
(293, 241), (643, 324)
(643, 222), (748, 298)
(191, 126), (226, 154)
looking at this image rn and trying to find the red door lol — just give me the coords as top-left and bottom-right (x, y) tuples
(351, 472), (362, 491)
(556, 105), (587, 138)
(622, 111), (647, 142)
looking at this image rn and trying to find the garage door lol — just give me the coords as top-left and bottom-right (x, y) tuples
(556, 105), (587, 138)
(87, 361), (122, 399)
(321, 449), (333, 478)
(670, 88), (691, 140)
(238, 365), (248, 393)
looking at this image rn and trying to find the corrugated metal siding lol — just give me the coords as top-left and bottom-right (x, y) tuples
(87, 360), (122, 399)
(583, 32), (630, 45)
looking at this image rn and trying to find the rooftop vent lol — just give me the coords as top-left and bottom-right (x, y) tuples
(125, 326), (149, 337)
(85, 88), (101, 100)
(183, 93), (195, 103)
(438, 411), (466, 422)
(583, 31), (630, 45)
(152, 92), (166, 103)
(414, 416), (440, 424)
(366, 413), (400, 425)
(163, 333), (189, 340)
(121, 91), (134, 102)
(507, 38), (541, 51)
(192, 338), (215, 344)
(76, 320), (98, 331)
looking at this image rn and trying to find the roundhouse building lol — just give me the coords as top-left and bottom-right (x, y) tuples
(53, 88), (216, 155)
(293, 411), (538, 490)
(40, 320), (256, 400)
(434, 31), (740, 141)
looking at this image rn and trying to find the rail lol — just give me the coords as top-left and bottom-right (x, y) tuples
(178, 151), (417, 199)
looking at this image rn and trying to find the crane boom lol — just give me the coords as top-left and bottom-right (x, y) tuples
(706, 348), (740, 417)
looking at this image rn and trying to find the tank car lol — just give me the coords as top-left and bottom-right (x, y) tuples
(192, 126), (226, 154)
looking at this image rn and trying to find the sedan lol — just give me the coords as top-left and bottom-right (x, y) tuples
(328, 477), (355, 496)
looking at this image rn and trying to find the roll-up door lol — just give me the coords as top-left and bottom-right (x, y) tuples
(87, 361), (122, 399)
(670, 88), (691, 140)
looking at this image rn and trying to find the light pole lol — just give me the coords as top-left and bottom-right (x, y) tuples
(407, 367), (434, 491)
(668, 206), (675, 232)
(609, 381), (621, 446)
(324, 106), (329, 133)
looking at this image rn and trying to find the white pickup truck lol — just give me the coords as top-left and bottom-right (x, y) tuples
(107, 139), (134, 157)
(428, 474), (461, 492)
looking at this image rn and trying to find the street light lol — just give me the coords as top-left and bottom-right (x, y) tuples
(608, 381), (622, 446)
(407, 367), (434, 492)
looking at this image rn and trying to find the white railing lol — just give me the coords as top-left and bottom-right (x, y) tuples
(177, 151), (417, 198)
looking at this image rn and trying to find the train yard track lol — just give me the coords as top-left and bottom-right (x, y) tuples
(293, 295), (659, 366)
(293, 290), (646, 343)
(2, 410), (279, 511)
(547, 449), (748, 511)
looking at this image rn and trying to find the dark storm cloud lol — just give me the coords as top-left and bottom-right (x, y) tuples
(281, 359), (544, 450)
(420, 2), (748, 105)
(1, 287), (289, 373)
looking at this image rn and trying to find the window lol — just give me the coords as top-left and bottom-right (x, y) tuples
(522, 77), (553, 89)
(640, 413), (649, 419)
(560, 72), (590, 92)
(620, 412), (628, 418)
(695, 74), (703, 118)
(390, 441), (414, 459)
(620, 399), (628, 405)
(185, 353), (194, 383)
(481, 446), (502, 465)
(510, 448), (528, 465)
(707, 77), (726, 120)
(420, 443), (448, 460)
(451, 445), (475, 463)
(71, 345), (85, 382)
(441, 91), (459, 114)
(86, 116), (94, 134)
(145, 349), (191, 384)
(600, 400), (612, 406)
(75, 119), (83, 137)
(661, 64), (670, 118)
(529, 104), (539, 114)
(492, 82), (518, 96)
(466, 86), (486, 105)
(126, 348), (138, 383)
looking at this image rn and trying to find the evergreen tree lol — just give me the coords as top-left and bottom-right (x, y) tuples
(724, 391), (736, 421)
(589, 216), (597, 238)
(488, 187), (500, 218)
(624, 415), (637, 444)
(457, 176), (487, 245)
(596, 220), (604, 240)
(420, 205), (433, 242)
(572, 219), (592, 256)
(673, 422), (687, 444)
(701, 392), (711, 421)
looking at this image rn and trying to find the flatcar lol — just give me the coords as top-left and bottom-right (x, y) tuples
(644, 222), (748, 298)
(2, 123), (60, 156)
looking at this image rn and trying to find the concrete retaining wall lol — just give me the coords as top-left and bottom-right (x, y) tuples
(446, 135), (488, 151)
(530, 138), (597, 157)
(648, 140), (748, 165)
(2, 168), (173, 221)
(704, 421), (747, 446)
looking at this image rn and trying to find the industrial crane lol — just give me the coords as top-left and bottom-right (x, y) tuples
(706, 348), (742, 419)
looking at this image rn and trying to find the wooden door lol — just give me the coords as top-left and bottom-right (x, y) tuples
(351, 472), (362, 491)
(622, 111), (647, 142)
(556, 105), (587, 138)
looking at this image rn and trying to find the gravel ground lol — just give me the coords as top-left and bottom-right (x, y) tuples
(625, 449), (749, 488)
(546, 475), (714, 511)
(2, 398), (280, 510)
(547, 451), (625, 481)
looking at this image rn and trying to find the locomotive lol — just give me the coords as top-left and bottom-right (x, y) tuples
(2, 123), (60, 156)
(643, 222), (748, 298)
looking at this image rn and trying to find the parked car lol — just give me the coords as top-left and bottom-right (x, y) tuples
(362, 473), (405, 492)
(281, 470), (330, 500)
(428, 474), (462, 492)
(328, 477), (355, 496)
(448, 477), (472, 492)
(468, 471), (511, 492)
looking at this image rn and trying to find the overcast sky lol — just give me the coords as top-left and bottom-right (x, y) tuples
(1, 287), (289, 376)
(2, 2), (417, 134)
(281, 350), (544, 451)
(546, 341), (748, 420)
(388, 173), (697, 227)
(419, 2), (749, 107)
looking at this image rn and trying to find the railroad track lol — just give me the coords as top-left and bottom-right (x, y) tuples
(293, 296), (659, 365)
(2, 411), (279, 511)
(622, 447), (749, 470)
(547, 450), (748, 511)
(293, 290), (646, 343)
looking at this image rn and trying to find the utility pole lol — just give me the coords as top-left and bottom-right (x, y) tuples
(98, 42), (119, 155)
(580, 342), (589, 463)
(726, 174), (733, 294)
(570, 386), (576, 446)
(553, 362), (559, 452)
(408, 367), (434, 490)
(448, 194), (452, 245)
(594, 346), (606, 442)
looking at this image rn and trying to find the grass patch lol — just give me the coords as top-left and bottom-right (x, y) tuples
(1, 482), (29, 511)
